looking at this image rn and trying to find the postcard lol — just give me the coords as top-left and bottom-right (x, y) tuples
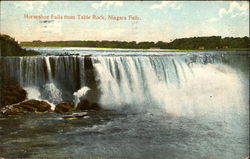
(0, 1), (249, 159)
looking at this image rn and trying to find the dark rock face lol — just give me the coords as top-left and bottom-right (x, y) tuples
(2, 107), (24, 116)
(76, 99), (101, 111)
(0, 60), (27, 108)
(0, 85), (27, 108)
(55, 102), (74, 113)
(19, 100), (51, 112)
(83, 57), (100, 103)
(0, 100), (52, 116)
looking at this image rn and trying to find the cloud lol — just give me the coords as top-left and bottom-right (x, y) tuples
(208, 1), (249, 22)
(150, 1), (181, 10)
(14, 1), (48, 11)
(208, 17), (219, 22)
(91, 1), (123, 9)
(219, 8), (227, 18)
(228, 1), (249, 16)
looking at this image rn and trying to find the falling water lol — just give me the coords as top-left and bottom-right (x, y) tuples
(90, 55), (248, 118)
(0, 52), (248, 117)
(44, 56), (52, 82)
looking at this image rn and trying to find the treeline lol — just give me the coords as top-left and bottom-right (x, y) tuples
(168, 36), (249, 50)
(0, 34), (39, 56)
(20, 36), (249, 50)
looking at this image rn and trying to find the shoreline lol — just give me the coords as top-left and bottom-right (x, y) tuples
(21, 46), (249, 52)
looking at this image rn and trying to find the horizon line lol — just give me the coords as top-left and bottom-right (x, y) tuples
(19, 35), (250, 43)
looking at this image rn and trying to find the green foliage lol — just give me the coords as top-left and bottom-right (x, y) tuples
(18, 36), (250, 50)
(0, 34), (40, 56)
(169, 36), (249, 49)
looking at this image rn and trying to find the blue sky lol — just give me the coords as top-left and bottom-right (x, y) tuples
(0, 1), (249, 42)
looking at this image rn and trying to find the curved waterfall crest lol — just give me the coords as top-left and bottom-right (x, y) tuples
(1, 53), (248, 116)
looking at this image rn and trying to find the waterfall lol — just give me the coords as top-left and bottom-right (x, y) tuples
(42, 56), (62, 104)
(91, 55), (248, 117)
(0, 52), (248, 116)
(44, 56), (52, 82)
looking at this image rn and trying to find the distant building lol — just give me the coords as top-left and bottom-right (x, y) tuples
(223, 46), (229, 49)
(198, 46), (205, 50)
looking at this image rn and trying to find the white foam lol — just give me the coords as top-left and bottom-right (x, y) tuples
(24, 86), (42, 100)
(23, 86), (57, 110)
(73, 86), (90, 108)
(43, 83), (63, 104)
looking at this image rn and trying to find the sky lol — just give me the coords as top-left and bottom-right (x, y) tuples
(0, 1), (249, 42)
